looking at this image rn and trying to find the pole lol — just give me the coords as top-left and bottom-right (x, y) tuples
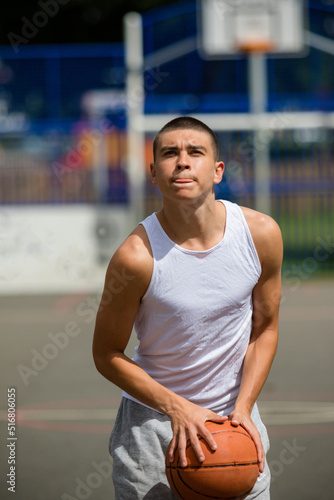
(248, 52), (271, 215)
(124, 12), (146, 229)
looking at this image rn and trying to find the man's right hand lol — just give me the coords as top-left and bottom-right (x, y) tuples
(166, 398), (227, 467)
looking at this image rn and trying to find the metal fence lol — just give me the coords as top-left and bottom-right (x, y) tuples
(0, 120), (333, 273)
(0, 119), (128, 205)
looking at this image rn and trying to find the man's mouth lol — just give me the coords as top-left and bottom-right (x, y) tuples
(172, 178), (195, 183)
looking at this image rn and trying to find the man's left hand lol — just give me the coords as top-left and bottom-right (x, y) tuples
(228, 409), (264, 474)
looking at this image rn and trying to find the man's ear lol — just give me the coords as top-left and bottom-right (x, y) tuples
(150, 163), (158, 185)
(214, 161), (224, 185)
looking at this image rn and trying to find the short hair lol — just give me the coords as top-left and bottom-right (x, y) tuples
(153, 116), (219, 162)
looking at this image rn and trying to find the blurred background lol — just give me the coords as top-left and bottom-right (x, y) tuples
(0, 0), (333, 290)
(0, 1), (334, 499)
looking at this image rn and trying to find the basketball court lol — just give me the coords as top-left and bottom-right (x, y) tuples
(1, 278), (334, 499)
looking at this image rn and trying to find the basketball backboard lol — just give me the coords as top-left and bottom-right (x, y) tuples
(199, 0), (307, 58)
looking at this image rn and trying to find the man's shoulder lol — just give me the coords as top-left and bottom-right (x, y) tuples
(240, 206), (281, 235)
(240, 206), (283, 268)
(110, 224), (153, 278)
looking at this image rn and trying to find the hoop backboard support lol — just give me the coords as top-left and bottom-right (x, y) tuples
(199, 0), (307, 58)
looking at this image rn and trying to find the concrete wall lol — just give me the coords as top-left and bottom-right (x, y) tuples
(0, 205), (130, 295)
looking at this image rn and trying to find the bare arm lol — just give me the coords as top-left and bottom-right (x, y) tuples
(229, 209), (283, 473)
(92, 225), (225, 467)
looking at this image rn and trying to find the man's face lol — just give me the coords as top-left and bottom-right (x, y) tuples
(150, 129), (224, 202)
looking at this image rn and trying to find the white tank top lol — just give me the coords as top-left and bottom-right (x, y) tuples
(123, 200), (261, 415)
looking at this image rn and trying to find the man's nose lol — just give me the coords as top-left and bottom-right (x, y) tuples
(177, 152), (190, 170)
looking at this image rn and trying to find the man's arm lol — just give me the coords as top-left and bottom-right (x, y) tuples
(92, 225), (226, 468)
(229, 208), (283, 473)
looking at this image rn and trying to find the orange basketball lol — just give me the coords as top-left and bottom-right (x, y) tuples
(165, 420), (259, 500)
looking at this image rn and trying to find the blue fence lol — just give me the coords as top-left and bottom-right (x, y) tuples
(0, 0), (334, 120)
(0, 44), (124, 120)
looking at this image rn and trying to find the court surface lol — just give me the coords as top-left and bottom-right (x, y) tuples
(1, 278), (334, 500)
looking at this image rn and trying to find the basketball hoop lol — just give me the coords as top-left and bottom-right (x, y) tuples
(237, 39), (276, 54)
(199, 0), (306, 59)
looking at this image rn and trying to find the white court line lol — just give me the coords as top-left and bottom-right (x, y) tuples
(1, 309), (84, 324)
(0, 409), (119, 421)
(1, 402), (334, 426)
(258, 401), (334, 425)
(280, 305), (334, 321)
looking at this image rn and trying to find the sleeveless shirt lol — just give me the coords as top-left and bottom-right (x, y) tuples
(123, 200), (261, 415)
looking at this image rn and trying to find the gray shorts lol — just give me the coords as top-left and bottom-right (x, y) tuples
(109, 398), (271, 500)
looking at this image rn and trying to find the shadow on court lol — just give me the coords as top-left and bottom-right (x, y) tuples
(1, 279), (334, 500)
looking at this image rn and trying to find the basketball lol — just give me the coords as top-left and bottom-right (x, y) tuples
(165, 420), (259, 500)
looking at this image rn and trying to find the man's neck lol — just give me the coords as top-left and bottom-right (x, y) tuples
(156, 198), (226, 251)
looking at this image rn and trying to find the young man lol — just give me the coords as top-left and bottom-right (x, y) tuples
(93, 117), (282, 499)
